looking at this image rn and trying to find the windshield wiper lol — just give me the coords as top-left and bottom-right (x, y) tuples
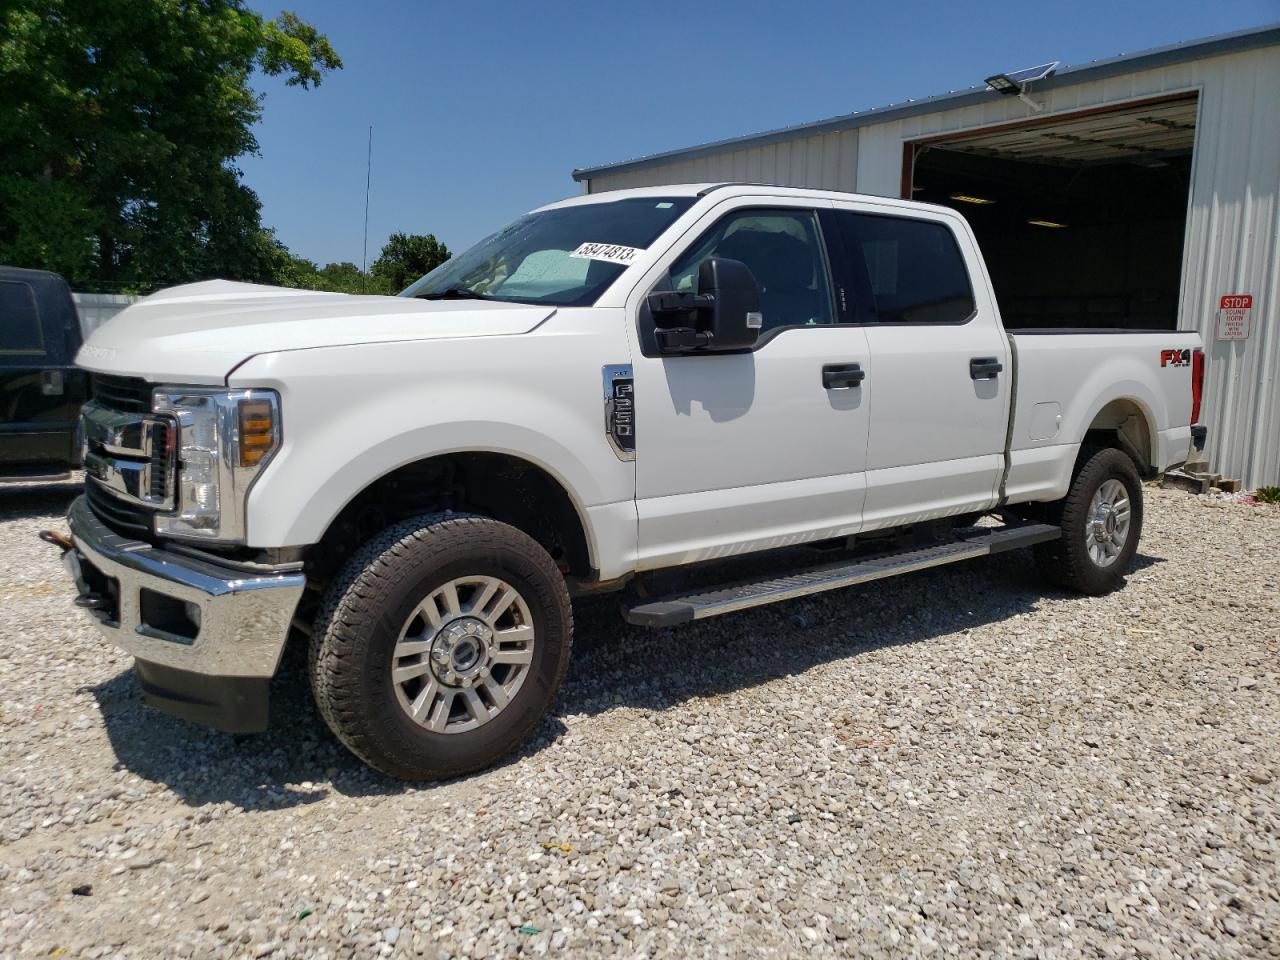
(416, 286), (493, 301)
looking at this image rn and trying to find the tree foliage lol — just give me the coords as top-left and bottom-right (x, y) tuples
(371, 232), (451, 293)
(265, 234), (452, 296)
(0, 0), (341, 292)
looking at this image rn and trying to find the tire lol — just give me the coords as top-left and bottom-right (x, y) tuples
(1034, 447), (1143, 595)
(309, 513), (573, 780)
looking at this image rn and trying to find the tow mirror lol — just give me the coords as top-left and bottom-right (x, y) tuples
(647, 258), (762, 353)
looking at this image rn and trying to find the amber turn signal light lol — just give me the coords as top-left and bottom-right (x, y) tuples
(237, 398), (277, 467)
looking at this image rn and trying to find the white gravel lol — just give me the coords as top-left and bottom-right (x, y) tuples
(1, 480), (1277, 959)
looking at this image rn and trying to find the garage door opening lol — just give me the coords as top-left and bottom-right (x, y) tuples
(906, 95), (1197, 330)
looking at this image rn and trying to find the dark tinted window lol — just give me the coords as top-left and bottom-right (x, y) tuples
(833, 213), (975, 324)
(663, 208), (833, 331)
(0, 280), (45, 356)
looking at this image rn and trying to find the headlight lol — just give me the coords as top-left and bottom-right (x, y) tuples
(151, 387), (281, 542)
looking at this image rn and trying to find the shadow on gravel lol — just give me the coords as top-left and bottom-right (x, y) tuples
(0, 479), (81, 521)
(89, 546), (1162, 808)
(90, 640), (570, 809)
(558, 549), (1165, 720)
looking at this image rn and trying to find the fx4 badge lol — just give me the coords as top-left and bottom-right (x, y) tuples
(602, 364), (635, 461)
(1160, 348), (1192, 368)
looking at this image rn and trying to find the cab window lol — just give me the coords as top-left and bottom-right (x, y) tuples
(663, 208), (834, 332)
(829, 212), (975, 324)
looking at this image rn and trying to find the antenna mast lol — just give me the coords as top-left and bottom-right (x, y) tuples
(362, 125), (373, 276)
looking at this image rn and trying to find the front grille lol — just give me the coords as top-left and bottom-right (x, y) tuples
(83, 374), (171, 540)
(86, 480), (155, 538)
(90, 374), (153, 414)
(149, 452), (171, 501)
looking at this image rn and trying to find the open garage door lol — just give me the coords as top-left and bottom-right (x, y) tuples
(906, 95), (1197, 330)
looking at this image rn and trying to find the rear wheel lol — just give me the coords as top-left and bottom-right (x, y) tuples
(1034, 447), (1143, 595)
(309, 514), (572, 780)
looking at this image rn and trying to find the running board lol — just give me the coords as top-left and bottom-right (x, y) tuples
(623, 523), (1060, 627)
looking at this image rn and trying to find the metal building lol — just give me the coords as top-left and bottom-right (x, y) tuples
(573, 24), (1280, 489)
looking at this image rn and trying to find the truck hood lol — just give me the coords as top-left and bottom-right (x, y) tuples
(76, 280), (556, 383)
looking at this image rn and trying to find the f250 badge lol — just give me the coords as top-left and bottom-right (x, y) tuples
(602, 365), (635, 461)
(1160, 348), (1192, 368)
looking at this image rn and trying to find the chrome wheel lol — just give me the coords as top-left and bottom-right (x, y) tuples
(1086, 478), (1131, 567)
(390, 575), (536, 734)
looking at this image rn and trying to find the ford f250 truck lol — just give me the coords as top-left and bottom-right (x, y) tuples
(50, 184), (1207, 780)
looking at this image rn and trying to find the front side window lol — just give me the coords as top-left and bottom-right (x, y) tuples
(402, 197), (695, 307)
(831, 212), (975, 324)
(662, 208), (834, 331)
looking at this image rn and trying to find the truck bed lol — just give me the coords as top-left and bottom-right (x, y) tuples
(1003, 328), (1200, 504)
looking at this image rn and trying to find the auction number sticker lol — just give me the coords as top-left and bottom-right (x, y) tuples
(571, 242), (644, 266)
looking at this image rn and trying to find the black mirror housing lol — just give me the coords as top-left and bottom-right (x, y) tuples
(648, 257), (762, 354)
(697, 258), (761, 349)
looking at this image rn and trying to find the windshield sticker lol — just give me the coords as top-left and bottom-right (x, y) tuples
(570, 242), (645, 266)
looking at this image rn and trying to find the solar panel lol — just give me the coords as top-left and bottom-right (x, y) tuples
(1001, 61), (1060, 85)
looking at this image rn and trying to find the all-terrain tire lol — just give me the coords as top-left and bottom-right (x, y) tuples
(309, 513), (573, 780)
(1034, 447), (1143, 595)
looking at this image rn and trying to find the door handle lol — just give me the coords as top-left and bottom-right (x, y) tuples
(969, 357), (1003, 380)
(822, 363), (865, 390)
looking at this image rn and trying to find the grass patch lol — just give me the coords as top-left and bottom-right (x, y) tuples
(1254, 486), (1280, 504)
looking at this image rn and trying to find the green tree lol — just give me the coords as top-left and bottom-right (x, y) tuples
(371, 232), (451, 294)
(317, 261), (369, 293)
(0, 0), (341, 291)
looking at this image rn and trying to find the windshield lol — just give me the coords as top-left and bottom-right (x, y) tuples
(401, 196), (696, 306)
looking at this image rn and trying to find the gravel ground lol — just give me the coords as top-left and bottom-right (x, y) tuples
(1, 481), (1277, 959)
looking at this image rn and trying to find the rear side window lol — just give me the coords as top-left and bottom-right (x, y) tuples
(831, 212), (975, 324)
(0, 280), (46, 356)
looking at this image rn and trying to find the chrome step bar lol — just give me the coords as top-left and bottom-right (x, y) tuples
(623, 522), (1060, 627)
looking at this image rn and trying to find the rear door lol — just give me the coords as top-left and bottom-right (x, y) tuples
(825, 203), (1010, 530)
(0, 272), (88, 475)
(625, 198), (873, 570)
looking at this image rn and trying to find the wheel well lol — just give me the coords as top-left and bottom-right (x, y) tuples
(1083, 398), (1155, 478)
(306, 453), (593, 586)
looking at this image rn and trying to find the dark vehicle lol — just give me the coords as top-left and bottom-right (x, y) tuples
(0, 268), (89, 481)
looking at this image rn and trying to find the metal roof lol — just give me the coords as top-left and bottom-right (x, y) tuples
(572, 22), (1280, 181)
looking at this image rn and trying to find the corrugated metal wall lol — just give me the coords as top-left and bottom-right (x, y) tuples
(585, 128), (860, 193)
(584, 45), (1280, 487)
(1181, 49), (1279, 490)
(72, 293), (138, 338)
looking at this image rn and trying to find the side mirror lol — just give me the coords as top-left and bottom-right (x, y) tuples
(647, 258), (762, 353)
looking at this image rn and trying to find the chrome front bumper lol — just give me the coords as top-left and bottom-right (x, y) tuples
(64, 496), (305, 679)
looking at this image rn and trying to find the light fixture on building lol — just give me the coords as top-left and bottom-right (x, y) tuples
(984, 61), (1060, 113)
(949, 194), (996, 205)
(1027, 218), (1068, 228)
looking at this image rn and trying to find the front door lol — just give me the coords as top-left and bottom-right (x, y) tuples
(625, 200), (872, 571)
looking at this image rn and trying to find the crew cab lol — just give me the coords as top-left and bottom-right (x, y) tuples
(51, 184), (1206, 780)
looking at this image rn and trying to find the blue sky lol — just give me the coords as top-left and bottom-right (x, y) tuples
(239, 0), (1277, 268)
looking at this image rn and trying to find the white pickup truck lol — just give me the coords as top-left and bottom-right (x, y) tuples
(53, 184), (1206, 780)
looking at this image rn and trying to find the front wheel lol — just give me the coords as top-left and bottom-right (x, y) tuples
(309, 514), (573, 780)
(1034, 447), (1143, 595)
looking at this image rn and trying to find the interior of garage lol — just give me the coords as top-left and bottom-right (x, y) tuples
(909, 96), (1198, 330)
